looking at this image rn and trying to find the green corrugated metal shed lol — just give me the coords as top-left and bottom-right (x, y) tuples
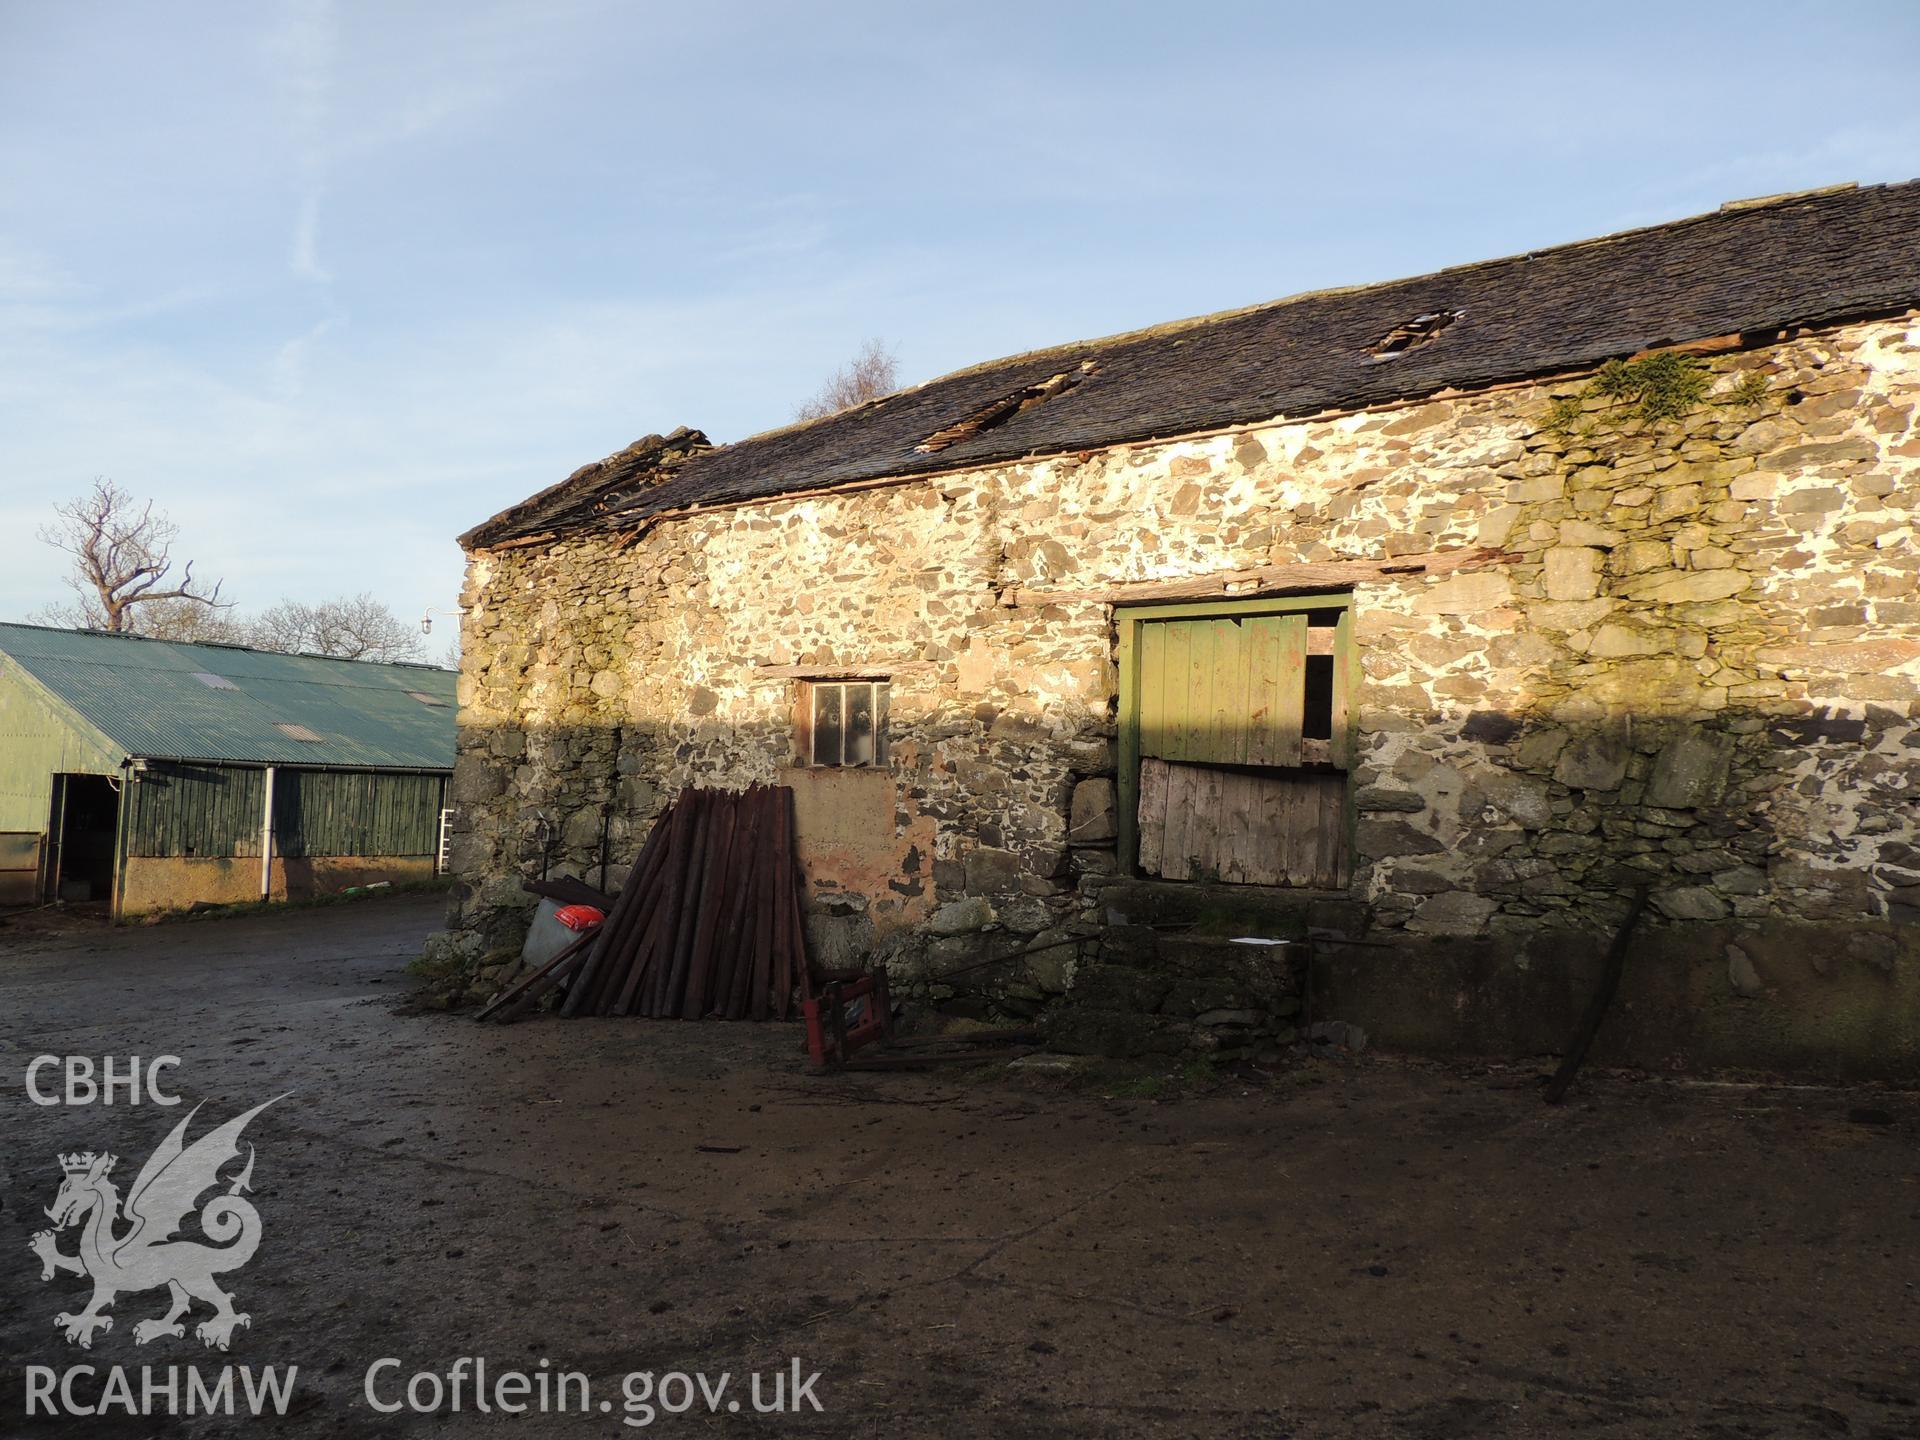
(0, 622), (455, 769)
(0, 623), (457, 913)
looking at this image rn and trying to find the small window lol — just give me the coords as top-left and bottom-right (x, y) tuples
(191, 672), (237, 690)
(274, 723), (325, 743)
(802, 680), (889, 768)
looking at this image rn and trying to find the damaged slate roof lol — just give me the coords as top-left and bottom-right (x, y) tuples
(463, 180), (1920, 550)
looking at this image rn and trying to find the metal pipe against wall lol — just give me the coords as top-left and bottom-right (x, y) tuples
(260, 766), (275, 901)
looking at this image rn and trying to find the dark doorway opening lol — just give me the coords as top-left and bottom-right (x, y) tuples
(50, 775), (120, 906)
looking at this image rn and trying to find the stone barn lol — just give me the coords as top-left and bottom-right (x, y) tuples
(450, 182), (1920, 1078)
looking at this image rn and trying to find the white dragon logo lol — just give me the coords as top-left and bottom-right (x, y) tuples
(28, 1098), (282, 1351)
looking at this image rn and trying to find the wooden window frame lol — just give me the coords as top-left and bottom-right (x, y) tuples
(1115, 592), (1358, 881)
(795, 678), (891, 769)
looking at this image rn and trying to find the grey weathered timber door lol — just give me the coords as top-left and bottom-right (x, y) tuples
(1135, 757), (1348, 887)
(1118, 597), (1354, 890)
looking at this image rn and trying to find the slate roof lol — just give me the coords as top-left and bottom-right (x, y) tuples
(463, 181), (1920, 550)
(0, 623), (456, 770)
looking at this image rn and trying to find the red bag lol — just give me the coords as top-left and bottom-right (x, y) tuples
(553, 904), (605, 932)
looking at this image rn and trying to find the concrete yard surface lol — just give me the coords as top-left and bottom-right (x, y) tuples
(0, 896), (1915, 1437)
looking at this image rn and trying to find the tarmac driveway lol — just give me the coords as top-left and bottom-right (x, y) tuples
(0, 895), (1916, 1438)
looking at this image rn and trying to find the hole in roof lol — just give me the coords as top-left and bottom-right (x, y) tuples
(407, 691), (447, 707)
(915, 361), (1098, 455)
(1365, 309), (1462, 361)
(191, 672), (237, 690)
(274, 723), (324, 743)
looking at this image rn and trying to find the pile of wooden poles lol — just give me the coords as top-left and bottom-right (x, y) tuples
(482, 784), (812, 1023)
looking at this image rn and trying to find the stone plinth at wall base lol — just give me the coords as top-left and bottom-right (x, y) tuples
(1317, 920), (1920, 1082)
(1037, 876), (1316, 1058)
(1046, 1007), (1192, 1058)
(1084, 874), (1352, 939)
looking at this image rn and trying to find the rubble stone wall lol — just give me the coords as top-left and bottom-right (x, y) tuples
(451, 315), (1920, 1074)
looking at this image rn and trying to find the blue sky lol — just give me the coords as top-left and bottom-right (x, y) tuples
(2, 1), (1916, 633)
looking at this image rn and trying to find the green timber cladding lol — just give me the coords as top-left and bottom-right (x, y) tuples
(121, 766), (447, 859)
(0, 623), (455, 914)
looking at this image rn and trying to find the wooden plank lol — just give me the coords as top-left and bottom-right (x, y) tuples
(618, 790), (694, 1015)
(1263, 615), (1306, 767)
(1203, 619), (1245, 765)
(1116, 616), (1140, 875)
(1195, 764), (1228, 882)
(748, 795), (777, 1021)
(1210, 767), (1234, 880)
(774, 786), (810, 1015)
(1136, 756), (1169, 875)
(725, 795), (769, 1019)
(1157, 761), (1194, 880)
(1331, 609), (1355, 770)
(1147, 760), (1177, 879)
(1292, 776), (1319, 889)
(1199, 620), (1228, 764)
(1217, 769), (1253, 884)
(1206, 769), (1233, 884)
(1171, 764), (1206, 882)
(999, 547), (1505, 607)
(1161, 621), (1192, 762)
(479, 929), (595, 1023)
(705, 791), (762, 1017)
(1138, 622), (1167, 761)
(1158, 622), (1184, 762)
(1254, 770), (1290, 887)
(1326, 774), (1352, 888)
(1246, 618), (1277, 768)
(679, 795), (738, 1019)
(1238, 622), (1259, 765)
(1282, 776), (1315, 889)
(658, 791), (711, 1014)
(1296, 773), (1327, 890)
(1254, 772), (1287, 886)
(749, 661), (937, 679)
(563, 807), (668, 1016)
(1187, 622), (1218, 763)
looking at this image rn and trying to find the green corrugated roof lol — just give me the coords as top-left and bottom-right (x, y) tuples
(0, 623), (456, 770)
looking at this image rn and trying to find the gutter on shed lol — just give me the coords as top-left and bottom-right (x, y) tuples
(120, 753), (453, 775)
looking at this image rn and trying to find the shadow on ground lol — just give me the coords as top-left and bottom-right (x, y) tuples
(0, 896), (1914, 1437)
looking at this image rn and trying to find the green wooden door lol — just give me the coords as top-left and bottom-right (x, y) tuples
(1118, 596), (1355, 889)
(1137, 613), (1313, 767)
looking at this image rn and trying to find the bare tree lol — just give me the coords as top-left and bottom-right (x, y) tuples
(248, 593), (425, 662)
(35, 478), (228, 633)
(110, 596), (252, 644)
(794, 338), (899, 421)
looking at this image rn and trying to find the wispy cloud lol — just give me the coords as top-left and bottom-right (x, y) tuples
(0, 238), (88, 304)
(270, 310), (343, 399)
(266, 0), (337, 286)
(290, 191), (329, 285)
